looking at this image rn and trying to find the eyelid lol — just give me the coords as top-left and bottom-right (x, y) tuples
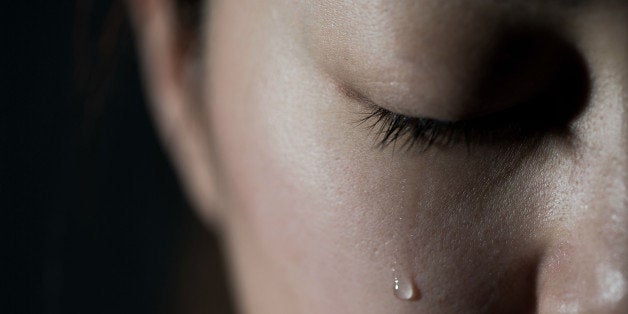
(343, 83), (473, 151)
(356, 101), (554, 152)
(346, 55), (588, 152)
(358, 104), (469, 151)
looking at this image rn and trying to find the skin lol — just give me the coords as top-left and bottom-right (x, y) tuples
(128, 0), (627, 313)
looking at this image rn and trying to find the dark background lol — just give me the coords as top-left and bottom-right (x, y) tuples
(4, 1), (233, 313)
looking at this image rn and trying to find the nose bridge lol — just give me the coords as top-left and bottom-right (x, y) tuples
(535, 8), (628, 310)
(536, 147), (627, 312)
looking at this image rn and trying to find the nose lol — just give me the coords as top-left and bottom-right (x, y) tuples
(537, 235), (628, 313)
(534, 9), (628, 310)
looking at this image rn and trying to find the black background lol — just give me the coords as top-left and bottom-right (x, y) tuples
(4, 1), (233, 313)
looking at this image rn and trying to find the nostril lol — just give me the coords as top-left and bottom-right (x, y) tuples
(473, 27), (591, 137)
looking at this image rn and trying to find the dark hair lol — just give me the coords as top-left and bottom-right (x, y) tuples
(77, 0), (203, 131)
(73, 2), (235, 312)
(175, 0), (204, 35)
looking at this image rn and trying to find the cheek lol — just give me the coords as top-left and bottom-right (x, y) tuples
(208, 55), (548, 313)
(205, 5), (551, 312)
(210, 47), (406, 311)
(207, 26), (434, 311)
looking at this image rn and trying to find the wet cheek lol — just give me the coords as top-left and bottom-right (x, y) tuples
(208, 52), (543, 311)
(208, 48), (433, 313)
(211, 84), (500, 313)
(206, 13), (545, 312)
(236, 100), (401, 308)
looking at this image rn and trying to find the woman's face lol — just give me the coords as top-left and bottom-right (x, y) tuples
(134, 0), (627, 312)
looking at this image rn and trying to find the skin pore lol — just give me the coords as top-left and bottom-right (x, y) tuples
(129, 0), (627, 313)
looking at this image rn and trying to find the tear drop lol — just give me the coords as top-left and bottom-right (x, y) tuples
(393, 276), (420, 301)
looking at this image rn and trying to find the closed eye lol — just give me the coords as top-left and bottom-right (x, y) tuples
(348, 28), (591, 153)
(354, 41), (589, 152)
(357, 103), (541, 152)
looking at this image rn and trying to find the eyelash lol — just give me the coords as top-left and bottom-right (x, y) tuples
(358, 106), (468, 151)
(358, 103), (544, 152)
